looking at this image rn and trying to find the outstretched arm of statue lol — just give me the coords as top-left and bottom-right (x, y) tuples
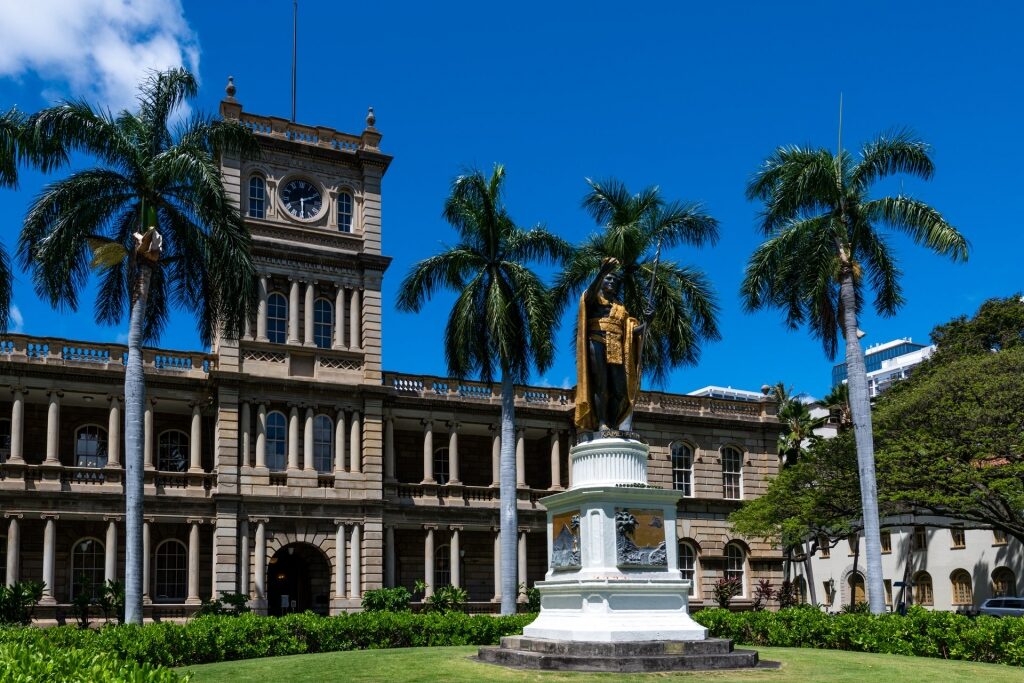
(584, 257), (620, 303)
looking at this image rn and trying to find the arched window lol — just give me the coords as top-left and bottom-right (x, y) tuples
(722, 446), (743, 500)
(267, 292), (287, 344)
(71, 538), (105, 599)
(913, 571), (934, 606)
(313, 415), (333, 473)
(435, 543), (451, 588)
(313, 298), (333, 349)
(992, 567), (1017, 597)
(0, 418), (10, 462)
(158, 430), (189, 472)
(724, 543), (745, 595)
(337, 191), (353, 232)
(248, 176), (266, 218)
(671, 442), (693, 496)
(848, 572), (866, 604)
(950, 569), (973, 606)
(433, 447), (450, 485)
(679, 541), (698, 596)
(154, 539), (187, 602)
(266, 411), (287, 471)
(74, 425), (108, 468)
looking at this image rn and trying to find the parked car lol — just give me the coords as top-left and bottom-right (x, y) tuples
(978, 597), (1024, 617)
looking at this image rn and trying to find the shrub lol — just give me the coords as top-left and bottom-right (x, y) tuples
(712, 578), (742, 608)
(195, 592), (252, 617)
(0, 580), (44, 625)
(777, 580), (800, 609)
(424, 585), (469, 613)
(0, 642), (187, 682)
(362, 586), (412, 612)
(752, 580), (776, 611)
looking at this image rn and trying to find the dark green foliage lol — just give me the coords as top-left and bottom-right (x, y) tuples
(0, 581), (44, 625)
(361, 587), (413, 612)
(928, 294), (1024, 362)
(0, 643), (187, 682)
(693, 607), (1024, 666)
(777, 581), (800, 610)
(752, 580), (776, 611)
(522, 585), (541, 613)
(0, 612), (535, 668)
(195, 592), (252, 617)
(712, 578), (742, 608)
(97, 580), (125, 624)
(422, 585), (468, 613)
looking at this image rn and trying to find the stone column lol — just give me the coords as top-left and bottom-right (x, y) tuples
(44, 391), (60, 464)
(287, 278), (300, 345)
(349, 411), (361, 473)
(549, 430), (562, 491)
(349, 524), (362, 599)
(144, 400), (154, 469)
(255, 404), (267, 470)
(254, 519), (267, 602)
(106, 397), (121, 467)
(5, 516), (21, 586)
(383, 415), (395, 482)
(303, 407), (315, 472)
(40, 516), (56, 604)
(105, 518), (118, 583)
(334, 409), (347, 473)
(517, 530), (528, 601)
(256, 275), (269, 342)
(334, 522), (347, 600)
(186, 520), (201, 604)
(239, 519), (250, 599)
(516, 428), (526, 488)
(333, 285), (346, 349)
(450, 527), (461, 589)
(142, 520), (151, 604)
(303, 280), (316, 347)
(349, 288), (361, 350)
(421, 420), (434, 484)
(287, 406), (300, 471)
(492, 528), (501, 602)
(240, 402), (251, 468)
(423, 526), (435, 597)
(189, 403), (203, 472)
(448, 424), (460, 485)
(8, 389), (25, 464)
(491, 428), (500, 487)
(384, 526), (396, 588)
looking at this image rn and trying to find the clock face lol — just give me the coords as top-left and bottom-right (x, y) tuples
(281, 179), (323, 219)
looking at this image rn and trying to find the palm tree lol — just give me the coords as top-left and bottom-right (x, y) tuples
(396, 164), (569, 615)
(554, 179), (720, 398)
(741, 130), (968, 614)
(766, 382), (825, 467)
(0, 107), (67, 330)
(18, 68), (259, 624)
(822, 383), (852, 431)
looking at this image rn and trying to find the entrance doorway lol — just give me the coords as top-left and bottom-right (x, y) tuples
(267, 543), (332, 616)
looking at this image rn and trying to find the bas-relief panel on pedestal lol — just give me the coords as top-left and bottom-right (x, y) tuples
(551, 511), (581, 570)
(616, 508), (668, 567)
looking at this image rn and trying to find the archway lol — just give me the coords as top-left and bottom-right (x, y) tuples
(267, 542), (332, 616)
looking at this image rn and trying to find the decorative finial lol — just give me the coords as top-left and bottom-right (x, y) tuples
(225, 76), (236, 98)
(366, 106), (376, 128)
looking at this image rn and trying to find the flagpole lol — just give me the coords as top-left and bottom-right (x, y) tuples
(291, 0), (297, 122)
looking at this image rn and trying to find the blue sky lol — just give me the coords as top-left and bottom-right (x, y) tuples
(0, 1), (1021, 398)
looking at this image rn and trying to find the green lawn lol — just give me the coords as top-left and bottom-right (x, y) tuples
(181, 646), (1024, 682)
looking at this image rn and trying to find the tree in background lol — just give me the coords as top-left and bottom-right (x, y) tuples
(396, 164), (570, 614)
(18, 68), (259, 624)
(554, 178), (720, 395)
(766, 382), (825, 467)
(741, 130), (968, 613)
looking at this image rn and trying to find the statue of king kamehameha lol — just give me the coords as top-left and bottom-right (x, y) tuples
(574, 258), (646, 432)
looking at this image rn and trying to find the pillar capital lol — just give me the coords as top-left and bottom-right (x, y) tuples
(102, 515), (122, 523)
(422, 418), (433, 428)
(3, 512), (23, 520)
(186, 517), (205, 526)
(423, 524), (439, 531)
(40, 513), (59, 521)
(46, 389), (63, 399)
(448, 524), (464, 532)
(249, 516), (269, 525)
(10, 385), (27, 397)
(106, 393), (122, 404)
(447, 421), (460, 431)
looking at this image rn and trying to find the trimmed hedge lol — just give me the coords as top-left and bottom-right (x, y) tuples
(0, 611), (536, 669)
(693, 606), (1024, 666)
(0, 643), (187, 682)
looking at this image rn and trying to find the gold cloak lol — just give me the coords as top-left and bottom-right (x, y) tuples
(574, 291), (642, 431)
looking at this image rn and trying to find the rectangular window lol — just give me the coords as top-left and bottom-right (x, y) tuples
(822, 581), (833, 606)
(912, 526), (928, 552)
(847, 533), (858, 556)
(819, 535), (830, 558)
(880, 531), (892, 554)
(722, 447), (743, 500)
(950, 526), (966, 549)
(884, 579), (893, 606)
(993, 529), (1008, 546)
(672, 444), (693, 497)
(248, 177), (265, 219)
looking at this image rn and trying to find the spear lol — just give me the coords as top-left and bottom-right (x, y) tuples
(636, 234), (663, 384)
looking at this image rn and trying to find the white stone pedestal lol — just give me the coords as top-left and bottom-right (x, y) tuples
(523, 437), (707, 642)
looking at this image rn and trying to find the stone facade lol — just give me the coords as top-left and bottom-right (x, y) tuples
(0, 90), (783, 621)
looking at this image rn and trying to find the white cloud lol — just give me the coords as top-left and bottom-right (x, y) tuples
(0, 0), (200, 112)
(9, 304), (24, 333)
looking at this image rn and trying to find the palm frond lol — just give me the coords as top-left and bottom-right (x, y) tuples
(852, 129), (934, 189)
(863, 195), (968, 262)
(29, 101), (136, 172)
(646, 201), (720, 249)
(395, 247), (484, 312)
(747, 146), (840, 233)
(504, 226), (572, 266)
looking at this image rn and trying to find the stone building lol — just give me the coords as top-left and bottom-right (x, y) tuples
(0, 83), (782, 621)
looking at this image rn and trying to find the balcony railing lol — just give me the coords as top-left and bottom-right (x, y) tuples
(390, 481), (549, 507)
(0, 462), (216, 494)
(0, 334), (215, 379)
(237, 113), (367, 152)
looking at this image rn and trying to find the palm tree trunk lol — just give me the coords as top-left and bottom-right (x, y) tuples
(499, 373), (519, 615)
(123, 263), (152, 625)
(839, 270), (885, 615)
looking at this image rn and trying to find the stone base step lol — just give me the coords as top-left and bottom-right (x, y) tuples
(499, 635), (735, 656)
